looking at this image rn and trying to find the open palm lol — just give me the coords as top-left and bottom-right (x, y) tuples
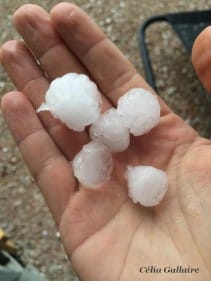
(1, 3), (211, 281)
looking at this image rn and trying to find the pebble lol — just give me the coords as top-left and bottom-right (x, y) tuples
(0, 81), (5, 88)
(42, 230), (49, 237)
(55, 232), (61, 239)
(166, 86), (176, 95)
(105, 17), (112, 24)
(2, 146), (9, 153)
(10, 156), (17, 163)
(19, 175), (32, 186)
(120, 1), (125, 8)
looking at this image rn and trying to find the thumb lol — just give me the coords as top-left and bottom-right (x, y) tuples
(192, 26), (211, 93)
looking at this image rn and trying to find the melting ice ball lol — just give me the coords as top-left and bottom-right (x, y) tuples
(89, 108), (130, 152)
(117, 88), (160, 136)
(37, 73), (102, 132)
(72, 142), (113, 188)
(126, 166), (168, 207)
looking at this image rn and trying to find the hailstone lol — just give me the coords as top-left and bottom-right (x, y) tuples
(117, 88), (160, 136)
(72, 142), (113, 188)
(126, 166), (168, 207)
(37, 73), (102, 132)
(89, 108), (130, 152)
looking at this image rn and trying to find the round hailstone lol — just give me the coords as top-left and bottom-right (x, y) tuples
(117, 88), (160, 136)
(37, 73), (102, 132)
(72, 142), (113, 188)
(126, 166), (168, 207)
(89, 108), (130, 152)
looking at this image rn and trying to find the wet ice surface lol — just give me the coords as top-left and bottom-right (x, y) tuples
(117, 88), (160, 136)
(37, 73), (102, 132)
(126, 166), (168, 207)
(90, 108), (130, 152)
(72, 142), (113, 188)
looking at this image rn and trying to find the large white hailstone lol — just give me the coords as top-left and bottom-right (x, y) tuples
(72, 142), (113, 188)
(89, 108), (130, 152)
(37, 73), (102, 132)
(126, 166), (168, 207)
(117, 88), (160, 136)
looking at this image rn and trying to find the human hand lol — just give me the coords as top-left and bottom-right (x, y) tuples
(1, 3), (211, 281)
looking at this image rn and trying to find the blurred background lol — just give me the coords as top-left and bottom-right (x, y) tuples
(1, 0), (211, 280)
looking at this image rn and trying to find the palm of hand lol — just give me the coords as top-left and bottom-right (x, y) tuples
(61, 116), (211, 281)
(1, 3), (211, 281)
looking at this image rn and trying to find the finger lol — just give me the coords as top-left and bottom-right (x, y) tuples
(50, 3), (171, 115)
(1, 91), (76, 224)
(13, 4), (85, 80)
(13, 4), (111, 113)
(192, 26), (211, 92)
(0, 40), (89, 160)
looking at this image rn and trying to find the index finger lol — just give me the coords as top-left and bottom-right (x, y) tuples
(50, 3), (171, 115)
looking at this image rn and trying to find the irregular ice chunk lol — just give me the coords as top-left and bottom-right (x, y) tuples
(89, 108), (130, 152)
(117, 88), (160, 136)
(72, 142), (113, 188)
(37, 73), (102, 132)
(126, 166), (168, 207)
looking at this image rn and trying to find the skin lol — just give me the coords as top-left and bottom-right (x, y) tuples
(0, 3), (211, 281)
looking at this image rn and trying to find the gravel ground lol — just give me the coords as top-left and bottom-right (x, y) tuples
(1, 0), (211, 280)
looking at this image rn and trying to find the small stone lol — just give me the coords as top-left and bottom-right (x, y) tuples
(0, 81), (5, 88)
(7, 182), (18, 188)
(166, 86), (176, 95)
(14, 200), (22, 207)
(157, 79), (164, 88)
(10, 156), (17, 163)
(55, 232), (61, 239)
(105, 17), (112, 24)
(120, 1), (125, 8)
(17, 187), (25, 194)
(2, 147), (9, 153)
(19, 175), (31, 186)
(42, 230), (49, 237)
